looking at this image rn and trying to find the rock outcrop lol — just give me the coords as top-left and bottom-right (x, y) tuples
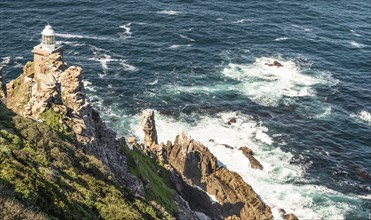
(167, 133), (218, 188)
(5, 54), (138, 194)
(139, 110), (274, 220)
(239, 146), (263, 170)
(141, 109), (158, 148)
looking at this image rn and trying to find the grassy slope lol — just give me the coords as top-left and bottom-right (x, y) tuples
(0, 102), (171, 220)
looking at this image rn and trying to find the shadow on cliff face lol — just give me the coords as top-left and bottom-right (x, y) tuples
(184, 151), (203, 187)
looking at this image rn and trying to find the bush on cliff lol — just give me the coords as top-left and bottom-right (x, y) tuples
(0, 102), (169, 219)
(120, 146), (176, 214)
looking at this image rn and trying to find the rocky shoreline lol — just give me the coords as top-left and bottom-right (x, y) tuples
(0, 54), (298, 219)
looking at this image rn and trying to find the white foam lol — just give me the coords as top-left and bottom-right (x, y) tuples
(222, 57), (335, 107)
(1, 56), (11, 65)
(82, 80), (97, 92)
(99, 54), (111, 71)
(129, 110), (357, 219)
(157, 10), (180, 15)
(120, 60), (138, 72)
(179, 34), (195, 42)
(358, 194), (371, 200)
(350, 41), (364, 48)
(119, 23), (132, 38)
(60, 41), (86, 47)
(315, 106), (332, 119)
(350, 30), (361, 36)
(14, 62), (23, 68)
(56, 33), (108, 40)
(231, 19), (250, 24)
(169, 44), (192, 49)
(351, 110), (371, 125)
(274, 37), (289, 41)
(147, 79), (158, 85)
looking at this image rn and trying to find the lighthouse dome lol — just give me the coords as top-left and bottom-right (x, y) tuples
(41, 24), (55, 36)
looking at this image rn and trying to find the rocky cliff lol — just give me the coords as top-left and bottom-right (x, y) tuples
(137, 110), (298, 220)
(5, 54), (137, 191)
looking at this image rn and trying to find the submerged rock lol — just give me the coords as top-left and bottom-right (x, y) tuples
(265, 60), (283, 68)
(279, 208), (299, 220)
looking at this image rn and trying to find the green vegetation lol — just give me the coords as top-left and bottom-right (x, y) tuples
(39, 106), (74, 140)
(5, 64), (33, 110)
(0, 102), (171, 219)
(121, 146), (176, 214)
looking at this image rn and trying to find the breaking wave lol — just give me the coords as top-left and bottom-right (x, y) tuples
(127, 110), (360, 220)
(222, 57), (336, 107)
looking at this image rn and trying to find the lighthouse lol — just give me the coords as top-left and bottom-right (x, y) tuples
(32, 24), (64, 73)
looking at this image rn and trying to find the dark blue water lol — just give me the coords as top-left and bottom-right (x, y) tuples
(1, 1), (370, 219)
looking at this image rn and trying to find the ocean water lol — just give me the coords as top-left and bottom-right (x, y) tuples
(1, 0), (370, 219)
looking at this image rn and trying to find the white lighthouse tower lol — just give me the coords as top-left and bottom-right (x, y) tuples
(32, 24), (64, 73)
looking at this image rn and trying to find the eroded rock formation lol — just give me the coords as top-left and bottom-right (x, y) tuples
(139, 109), (278, 220)
(141, 109), (158, 148)
(239, 146), (263, 170)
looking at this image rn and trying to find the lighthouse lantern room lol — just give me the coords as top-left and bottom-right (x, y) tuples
(32, 24), (64, 74)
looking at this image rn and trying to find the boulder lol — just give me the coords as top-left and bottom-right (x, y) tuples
(226, 117), (237, 125)
(265, 60), (283, 68)
(239, 146), (263, 170)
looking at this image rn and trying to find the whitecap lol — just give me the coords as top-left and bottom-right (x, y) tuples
(120, 60), (138, 72)
(83, 80), (97, 92)
(147, 79), (158, 85)
(350, 30), (361, 36)
(351, 110), (371, 125)
(231, 19), (250, 24)
(61, 41), (86, 47)
(119, 22), (132, 38)
(157, 10), (180, 15)
(88, 54), (114, 73)
(1, 56), (11, 65)
(56, 33), (108, 40)
(350, 41), (364, 48)
(14, 62), (23, 68)
(169, 44), (192, 49)
(274, 37), (289, 41)
(315, 106), (332, 119)
(222, 57), (335, 107)
(179, 34), (195, 42)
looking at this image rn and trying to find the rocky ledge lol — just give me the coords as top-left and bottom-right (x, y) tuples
(134, 109), (298, 220)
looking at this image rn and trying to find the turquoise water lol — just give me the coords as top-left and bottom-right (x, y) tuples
(1, 1), (370, 219)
